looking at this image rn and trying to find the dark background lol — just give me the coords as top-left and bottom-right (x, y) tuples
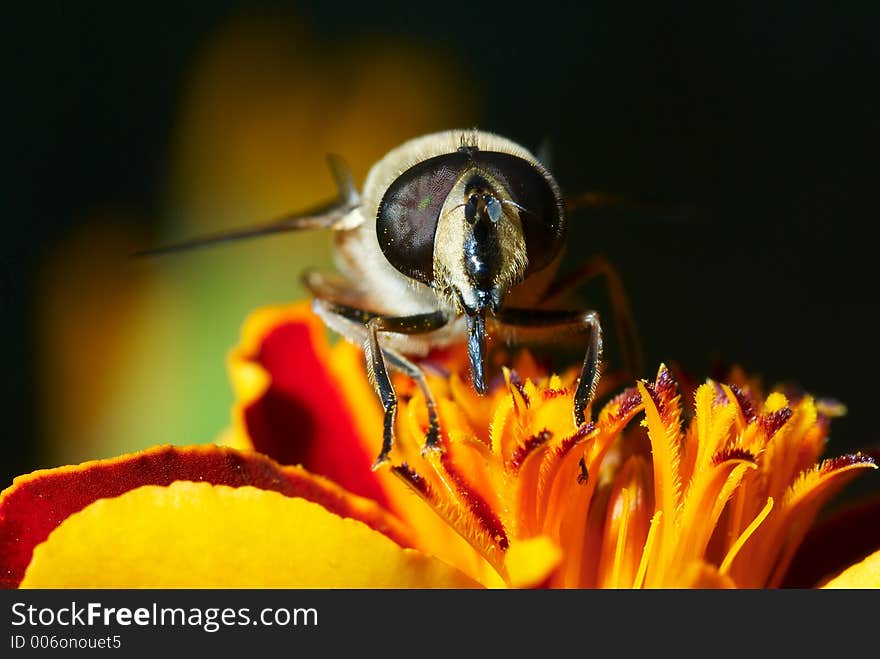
(7, 3), (879, 505)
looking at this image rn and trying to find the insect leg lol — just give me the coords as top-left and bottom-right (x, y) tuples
(492, 307), (603, 427)
(577, 456), (590, 485)
(365, 313), (451, 466)
(538, 254), (642, 379)
(311, 298), (449, 467)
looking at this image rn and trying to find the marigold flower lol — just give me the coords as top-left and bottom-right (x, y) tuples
(2, 303), (877, 588)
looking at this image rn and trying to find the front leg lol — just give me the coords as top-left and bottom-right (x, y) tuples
(311, 296), (449, 468)
(364, 312), (449, 467)
(492, 307), (603, 426)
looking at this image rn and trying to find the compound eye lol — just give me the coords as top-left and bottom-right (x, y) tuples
(377, 152), (468, 283)
(475, 152), (565, 276)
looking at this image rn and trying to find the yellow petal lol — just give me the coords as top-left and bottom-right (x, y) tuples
(821, 549), (880, 589)
(677, 561), (737, 589)
(503, 536), (562, 589)
(21, 481), (479, 588)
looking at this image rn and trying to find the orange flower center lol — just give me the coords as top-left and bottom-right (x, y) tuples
(379, 351), (875, 588)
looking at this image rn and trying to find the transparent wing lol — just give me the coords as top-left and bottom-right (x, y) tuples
(134, 154), (360, 257)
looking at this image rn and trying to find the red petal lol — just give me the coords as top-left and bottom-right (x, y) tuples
(0, 445), (411, 589)
(234, 303), (387, 505)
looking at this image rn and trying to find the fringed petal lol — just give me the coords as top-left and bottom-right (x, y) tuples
(637, 366), (683, 582)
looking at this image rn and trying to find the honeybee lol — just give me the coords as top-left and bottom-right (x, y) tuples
(144, 129), (640, 467)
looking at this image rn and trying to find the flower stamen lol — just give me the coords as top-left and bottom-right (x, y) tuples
(720, 496), (774, 575)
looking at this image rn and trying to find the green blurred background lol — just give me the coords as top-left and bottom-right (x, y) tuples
(7, 3), (879, 506)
